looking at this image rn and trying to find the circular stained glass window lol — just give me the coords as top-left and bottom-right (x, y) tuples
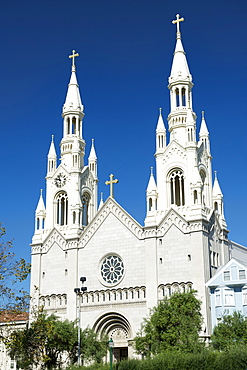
(100, 255), (124, 285)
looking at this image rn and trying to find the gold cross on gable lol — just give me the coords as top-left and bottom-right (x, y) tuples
(105, 174), (119, 198)
(172, 14), (184, 33)
(69, 50), (79, 67)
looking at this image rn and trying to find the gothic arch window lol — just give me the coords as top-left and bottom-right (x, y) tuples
(72, 116), (76, 134)
(55, 192), (68, 226)
(170, 169), (185, 206)
(193, 190), (198, 204)
(149, 198), (152, 211)
(175, 88), (179, 107)
(67, 117), (70, 135)
(181, 87), (186, 106)
(200, 170), (206, 205)
(82, 192), (90, 226)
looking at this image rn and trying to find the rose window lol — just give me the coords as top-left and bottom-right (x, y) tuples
(100, 255), (124, 284)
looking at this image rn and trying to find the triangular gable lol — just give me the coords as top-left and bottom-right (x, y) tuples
(41, 228), (67, 253)
(163, 140), (187, 162)
(52, 164), (69, 177)
(206, 258), (247, 287)
(156, 208), (190, 237)
(79, 197), (143, 247)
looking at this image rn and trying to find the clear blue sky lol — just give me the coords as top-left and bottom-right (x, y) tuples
(0, 0), (246, 292)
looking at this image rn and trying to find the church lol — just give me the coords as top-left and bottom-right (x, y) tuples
(30, 14), (246, 360)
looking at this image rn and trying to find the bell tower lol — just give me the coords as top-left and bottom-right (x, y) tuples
(32, 50), (98, 243)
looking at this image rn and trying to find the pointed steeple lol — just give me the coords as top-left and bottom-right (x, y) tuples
(156, 108), (166, 153)
(35, 189), (46, 231)
(199, 111), (209, 136)
(88, 139), (98, 179)
(36, 189), (46, 213)
(63, 50), (84, 115)
(60, 50), (85, 169)
(99, 192), (104, 210)
(213, 171), (223, 197)
(146, 167), (157, 193)
(47, 135), (57, 174)
(199, 111), (210, 152)
(89, 139), (97, 160)
(167, 15), (194, 146)
(169, 14), (192, 84)
(145, 167), (158, 226)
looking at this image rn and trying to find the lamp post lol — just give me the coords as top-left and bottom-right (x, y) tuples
(108, 338), (114, 370)
(74, 277), (87, 366)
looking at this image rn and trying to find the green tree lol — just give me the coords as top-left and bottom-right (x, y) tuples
(211, 311), (247, 350)
(0, 224), (31, 312)
(5, 310), (107, 369)
(135, 290), (203, 356)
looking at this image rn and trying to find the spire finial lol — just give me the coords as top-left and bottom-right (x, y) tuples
(40, 189), (43, 196)
(159, 107), (162, 116)
(150, 167), (153, 175)
(69, 50), (79, 70)
(172, 14), (184, 38)
(214, 170), (217, 179)
(100, 192), (103, 201)
(202, 111), (205, 119)
(92, 138), (94, 146)
(51, 135), (54, 142)
(105, 174), (119, 198)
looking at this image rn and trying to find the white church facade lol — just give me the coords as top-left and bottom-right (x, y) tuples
(30, 15), (246, 359)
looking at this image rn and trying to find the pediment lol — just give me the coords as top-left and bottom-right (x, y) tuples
(156, 208), (191, 237)
(41, 228), (67, 253)
(163, 140), (187, 163)
(79, 197), (144, 247)
(206, 258), (247, 287)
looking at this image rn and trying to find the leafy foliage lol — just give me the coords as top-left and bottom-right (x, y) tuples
(0, 224), (31, 311)
(5, 310), (108, 369)
(211, 311), (247, 350)
(135, 290), (203, 356)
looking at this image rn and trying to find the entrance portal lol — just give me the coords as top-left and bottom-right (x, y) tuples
(113, 347), (128, 362)
(93, 312), (132, 360)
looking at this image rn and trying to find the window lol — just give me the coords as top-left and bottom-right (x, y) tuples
(223, 270), (230, 281)
(55, 192), (68, 226)
(224, 288), (234, 306)
(82, 192), (90, 226)
(170, 169), (185, 206)
(239, 270), (246, 280)
(242, 287), (247, 305)
(215, 289), (221, 306)
(181, 87), (186, 106)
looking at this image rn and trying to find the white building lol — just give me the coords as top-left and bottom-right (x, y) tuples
(30, 15), (246, 360)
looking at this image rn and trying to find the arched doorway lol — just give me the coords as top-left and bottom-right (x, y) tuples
(93, 312), (132, 361)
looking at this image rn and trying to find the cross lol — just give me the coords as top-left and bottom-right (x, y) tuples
(69, 50), (79, 68)
(105, 174), (119, 198)
(172, 14), (184, 33)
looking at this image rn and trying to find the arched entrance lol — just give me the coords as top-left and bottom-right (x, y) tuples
(93, 312), (132, 361)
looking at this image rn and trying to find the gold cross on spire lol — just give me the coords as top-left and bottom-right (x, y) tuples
(105, 174), (119, 198)
(69, 50), (79, 68)
(172, 14), (184, 33)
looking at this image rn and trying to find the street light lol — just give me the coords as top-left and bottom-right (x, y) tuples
(74, 277), (87, 366)
(108, 338), (114, 370)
